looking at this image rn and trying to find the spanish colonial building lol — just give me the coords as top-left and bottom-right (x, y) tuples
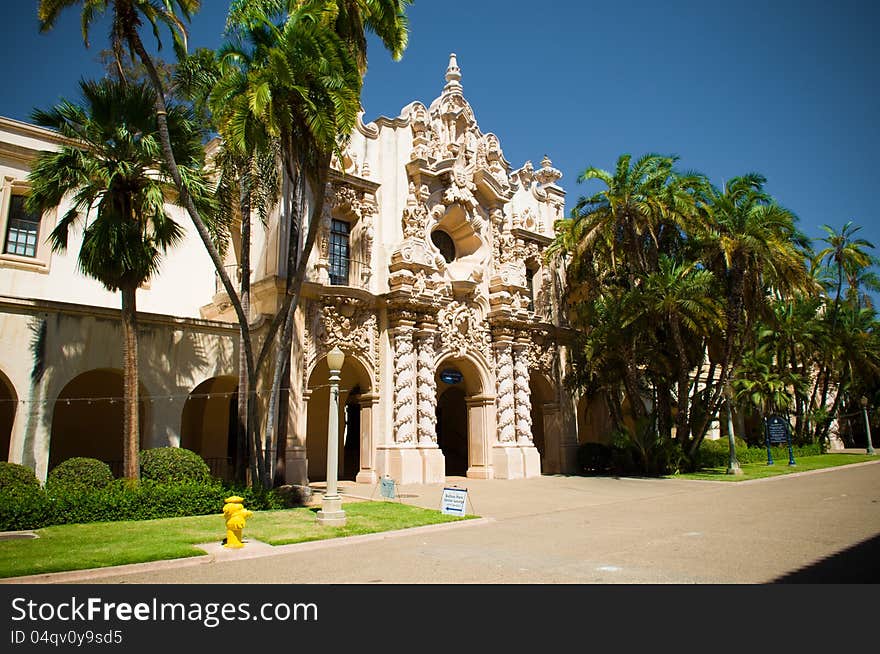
(0, 55), (582, 485)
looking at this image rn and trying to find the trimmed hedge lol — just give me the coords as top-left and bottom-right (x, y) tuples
(0, 462), (40, 492)
(696, 439), (823, 468)
(46, 458), (114, 494)
(140, 447), (210, 484)
(0, 477), (292, 531)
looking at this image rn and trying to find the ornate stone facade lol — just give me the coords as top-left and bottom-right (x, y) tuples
(288, 54), (577, 485)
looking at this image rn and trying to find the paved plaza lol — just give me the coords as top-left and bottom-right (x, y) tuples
(5, 458), (879, 585)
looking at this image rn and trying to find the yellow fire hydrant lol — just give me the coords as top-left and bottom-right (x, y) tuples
(222, 496), (253, 549)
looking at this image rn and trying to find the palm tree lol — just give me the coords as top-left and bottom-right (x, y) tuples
(693, 174), (811, 446)
(623, 255), (723, 446)
(25, 78), (213, 480)
(37, 2), (260, 442)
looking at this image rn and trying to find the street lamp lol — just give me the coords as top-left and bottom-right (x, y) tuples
(724, 384), (743, 475)
(860, 396), (875, 455)
(317, 346), (347, 526)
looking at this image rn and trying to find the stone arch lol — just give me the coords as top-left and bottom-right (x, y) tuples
(305, 352), (373, 483)
(180, 375), (238, 480)
(49, 368), (147, 477)
(0, 369), (16, 462)
(434, 350), (493, 479)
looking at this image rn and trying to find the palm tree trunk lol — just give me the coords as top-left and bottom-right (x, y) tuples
(121, 283), (140, 481)
(127, 31), (263, 485)
(236, 176), (252, 484)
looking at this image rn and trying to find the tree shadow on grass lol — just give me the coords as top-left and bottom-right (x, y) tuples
(773, 533), (880, 583)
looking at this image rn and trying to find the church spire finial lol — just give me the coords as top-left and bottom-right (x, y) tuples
(444, 53), (462, 91)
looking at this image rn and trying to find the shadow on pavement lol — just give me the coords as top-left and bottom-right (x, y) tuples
(773, 533), (880, 583)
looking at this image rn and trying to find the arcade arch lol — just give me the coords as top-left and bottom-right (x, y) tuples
(305, 354), (372, 482)
(434, 353), (490, 478)
(49, 369), (146, 476)
(0, 370), (16, 462)
(180, 376), (238, 480)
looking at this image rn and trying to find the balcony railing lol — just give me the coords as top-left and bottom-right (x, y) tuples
(311, 257), (372, 291)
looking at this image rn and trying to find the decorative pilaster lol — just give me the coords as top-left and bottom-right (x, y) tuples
(391, 321), (417, 444)
(494, 337), (516, 443)
(416, 323), (438, 445)
(513, 342), (533, 445)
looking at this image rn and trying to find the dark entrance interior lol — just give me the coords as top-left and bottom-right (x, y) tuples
(436, 386), (468, 476)
(342, 386), (362, 480)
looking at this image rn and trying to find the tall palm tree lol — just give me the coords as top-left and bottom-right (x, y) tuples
(37, 2), (260, 438)
(693, 174), (811, 445)
(622, 255), (723, 446)
(26, 78), (213, 480)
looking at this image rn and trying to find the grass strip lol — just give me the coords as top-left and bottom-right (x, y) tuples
(670, 453), (879, 482)
(0, 501), (471, 579)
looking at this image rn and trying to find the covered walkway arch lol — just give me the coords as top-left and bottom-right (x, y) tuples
(180, 376), (238, 480)
(49, 369), (146, 477)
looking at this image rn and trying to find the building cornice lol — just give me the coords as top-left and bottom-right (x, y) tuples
(0, 295), (239, 335)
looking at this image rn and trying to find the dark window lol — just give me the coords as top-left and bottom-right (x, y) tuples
(431, 229), (455, 263)
(526, 267), (536, 311)
(4, 195), (40, 258)
(329, 219), (350, 285)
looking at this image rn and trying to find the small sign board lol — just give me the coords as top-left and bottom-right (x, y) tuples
(440, 487), (468, 517)
(380, 477), (396, 499)
(766, 415), (791, 445)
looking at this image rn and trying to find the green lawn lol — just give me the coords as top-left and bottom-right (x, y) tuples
(0, 501), (472, 580)
(670, 453), (880, 481)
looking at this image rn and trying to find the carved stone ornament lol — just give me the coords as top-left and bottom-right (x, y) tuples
(434, 301), (493, 365)
(306, 299), (379, 385)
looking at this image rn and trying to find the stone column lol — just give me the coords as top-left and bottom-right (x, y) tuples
(493, 337), (516, 444)
(355, 392), (379, 484)
(513, 342), (533, 445)
(492, 332), (522, 478)
(284, 389), (310, 486)
(416, 322), (444, 482)
(382, 317), (425, 483)
(391, 320), (417, 444)
(416, 324), (438, 445)
(514, 339), (542, 477)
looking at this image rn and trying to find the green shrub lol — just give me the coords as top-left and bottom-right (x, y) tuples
(140, 447), (210, 484)
(46, 457), (114, 494)
(0, 462), (40, 492)
(222, 483), (287, 510)
(0, 487), (53, 531)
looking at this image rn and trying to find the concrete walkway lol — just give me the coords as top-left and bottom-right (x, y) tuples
(4, 459), (880, 584)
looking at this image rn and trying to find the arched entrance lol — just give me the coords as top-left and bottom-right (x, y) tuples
(49, 369), (146, 477)
(306, 354), (371, 482)
(0, 370), (16, 462)
(180, 376), (238, 480)
(529, 372), (556, 464)
(435, 355), (488, 478)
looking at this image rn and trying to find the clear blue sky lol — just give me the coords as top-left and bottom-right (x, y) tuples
(2, 1), (878, 260)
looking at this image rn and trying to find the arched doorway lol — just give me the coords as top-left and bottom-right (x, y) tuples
(529, 372), (556, 464)
(0, 370), (16, 462)
(436, 386), (468, 475)
(434, 355), (488, 478)
(306, 354), (371, 482)
(180, 376), (238, 480)
(49, 369), (146, 477)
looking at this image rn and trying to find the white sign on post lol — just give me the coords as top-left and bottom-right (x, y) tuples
(440, 487), (468, 517)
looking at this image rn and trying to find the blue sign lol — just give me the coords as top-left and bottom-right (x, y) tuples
(380, 477), (396, 499)
(440, 368), (463, 385)
(440, 487), (468, 516)
(766, 416), (790, 445)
